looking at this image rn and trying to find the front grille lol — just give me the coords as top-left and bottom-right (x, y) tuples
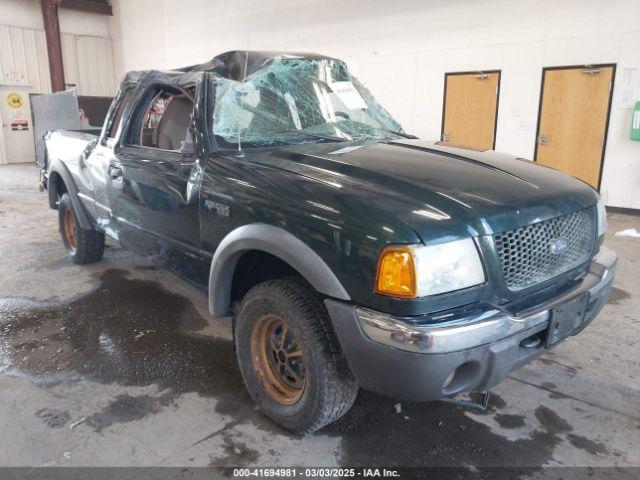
(494, 208), (595, 291)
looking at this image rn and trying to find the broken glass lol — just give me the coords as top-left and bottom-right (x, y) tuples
(212, 57), (405, 149)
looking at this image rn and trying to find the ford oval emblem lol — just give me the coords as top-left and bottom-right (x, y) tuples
(550, 238), (570, 255)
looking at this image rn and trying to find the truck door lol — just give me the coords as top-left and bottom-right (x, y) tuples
(86, 87), (133, 235)
(106, 77), (204, 257)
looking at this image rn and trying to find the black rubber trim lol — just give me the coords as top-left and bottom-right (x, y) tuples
(208, 224), (350, 317)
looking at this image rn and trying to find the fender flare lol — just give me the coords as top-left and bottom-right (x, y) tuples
(47, 160), (93, 231)
(208, 223), (350, 317)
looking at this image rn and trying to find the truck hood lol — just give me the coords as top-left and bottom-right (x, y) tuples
(250, 139), (598, 243)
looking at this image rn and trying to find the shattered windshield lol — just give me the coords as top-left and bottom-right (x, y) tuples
(212, 57), (405, 149)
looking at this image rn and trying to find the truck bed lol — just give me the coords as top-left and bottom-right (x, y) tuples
(44, 130), (99, 171)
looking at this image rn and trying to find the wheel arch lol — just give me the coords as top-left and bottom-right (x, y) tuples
(47, 161), (93, 230)
(208, 224), (350, 317)
(47, 170), (65, 210)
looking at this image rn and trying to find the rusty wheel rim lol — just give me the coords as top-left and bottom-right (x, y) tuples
(63, 208), (78, 254)
(251, 314), (306, 405)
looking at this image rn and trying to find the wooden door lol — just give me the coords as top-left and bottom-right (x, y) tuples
(535, 65), (615, 189)
(442, 71), (500, 150)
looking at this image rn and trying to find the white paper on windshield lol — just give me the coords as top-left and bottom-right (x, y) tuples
(329, 81), (368, 110)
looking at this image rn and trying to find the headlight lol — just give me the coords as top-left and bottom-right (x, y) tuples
(596, 198), (607, 237)
(375, 238), (485, 298)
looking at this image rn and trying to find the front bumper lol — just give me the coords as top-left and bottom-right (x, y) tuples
(325, 246), (617, 401)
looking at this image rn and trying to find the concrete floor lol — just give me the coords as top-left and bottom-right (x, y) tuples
(0, 163), (639, 472)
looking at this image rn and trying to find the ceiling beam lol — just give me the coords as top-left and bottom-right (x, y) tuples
(40, 0), (65, 92)
(59, 0), (112, 16)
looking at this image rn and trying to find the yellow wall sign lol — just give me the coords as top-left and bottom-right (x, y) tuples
(7, 93), (24, 109)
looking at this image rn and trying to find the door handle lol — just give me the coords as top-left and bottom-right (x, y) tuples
(539, 133), (549, 145)
(109, 166), (123, 179)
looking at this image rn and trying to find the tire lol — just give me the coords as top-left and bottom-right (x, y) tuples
(235, 279), (358, 433)
(58, 193), (105, 265)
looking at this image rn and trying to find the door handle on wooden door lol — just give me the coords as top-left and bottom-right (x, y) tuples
(539, 133), (549, 145)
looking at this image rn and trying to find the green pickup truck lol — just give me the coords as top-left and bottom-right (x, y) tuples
(41, 51), (617, 433)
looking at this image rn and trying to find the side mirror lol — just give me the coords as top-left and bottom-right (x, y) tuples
(180, 140), (196, 156)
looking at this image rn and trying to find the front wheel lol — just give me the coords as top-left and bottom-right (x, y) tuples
(58, 193), (105, 264)
(235, 279), (358, 433)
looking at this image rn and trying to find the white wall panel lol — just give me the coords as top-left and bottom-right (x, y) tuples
(29, 28), (52, 94)
(0, 23), (115, 96)
(0, 2), (114, 164)
(0, 25), (50, 93)
(77, 35), (116, 96)
(0, 0), (44, 30)
(59, 8), (111, 37)
(63, 34), (116, 96)
(0, 0), (110, 35)
(61, 33), (79, 88)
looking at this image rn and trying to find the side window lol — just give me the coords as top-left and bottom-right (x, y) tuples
(106, 89), (132, 140)
(131, 86), (195, 151)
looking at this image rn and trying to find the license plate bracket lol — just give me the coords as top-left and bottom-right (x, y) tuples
(546, 293), (589, 348)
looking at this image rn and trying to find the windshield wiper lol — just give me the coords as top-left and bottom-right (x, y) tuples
(376, 128), (417, 139)
(296, 132), (349, 143)
(333, 119), (417, 140)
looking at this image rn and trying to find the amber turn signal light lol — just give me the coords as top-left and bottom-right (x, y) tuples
(374, 246), (417, 298)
